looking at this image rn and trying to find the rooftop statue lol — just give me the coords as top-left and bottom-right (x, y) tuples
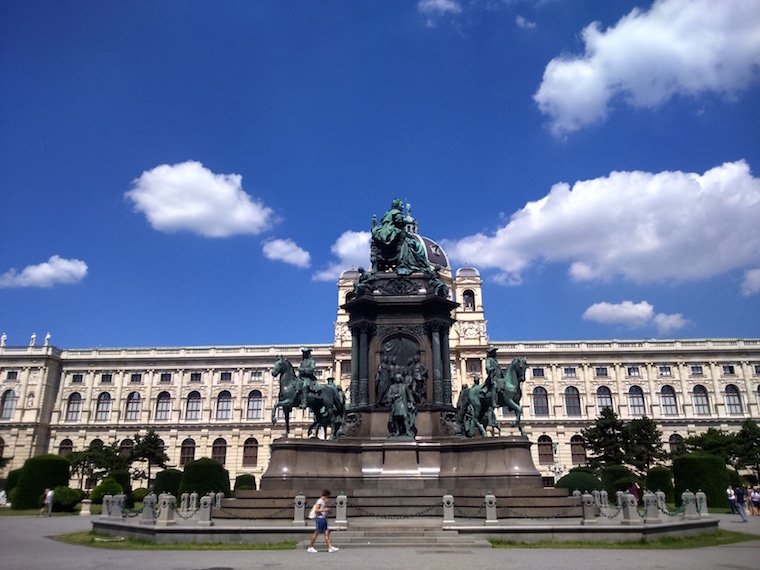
(371, 198), (430, 275)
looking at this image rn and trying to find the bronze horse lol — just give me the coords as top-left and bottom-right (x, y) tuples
(271, 355), (343, 439)
(484, 356), (527, 435)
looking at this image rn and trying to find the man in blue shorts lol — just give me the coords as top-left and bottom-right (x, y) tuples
(307, 490), (339, 553)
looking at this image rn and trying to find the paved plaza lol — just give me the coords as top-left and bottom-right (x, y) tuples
(0, 513), (759, 570)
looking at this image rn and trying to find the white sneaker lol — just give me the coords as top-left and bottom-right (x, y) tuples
(307, 547), (318, 553)
(328, 546), (339, 553)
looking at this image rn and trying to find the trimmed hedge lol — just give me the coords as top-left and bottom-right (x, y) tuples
(673, 452), (728, 508)
(90, 478), (123, 504)
(52, 486), (85, 512)
(178, 458), (231, 497)
(234, 474), (257, 493)
(4, 468), (23, 496)
(11, 455), (70, 510)
(556, 469), (604, 495)
(599, 464), (634, 498)
(153, 469), (183, 497)
(131, 487), (151, 503)
(646, 466), (674, 504)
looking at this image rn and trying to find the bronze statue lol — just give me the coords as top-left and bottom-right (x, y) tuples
(374, 355), (392, 406)
(387, 373), (416, 438)
(410, 354), (428, 404)
(298, 347), (318, 409)
(371, 198), (430, 275)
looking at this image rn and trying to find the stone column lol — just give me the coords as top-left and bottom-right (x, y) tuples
(431, 325), (443, 405)
(484, 493), (498, 525)
(293, 492), (306, 526)
(335, 492), (348, 525)
(441, 327), (452, 405)
(442, 494), (455, 525)
(359, 325), (370, 406)
(350, 329), (360, 405)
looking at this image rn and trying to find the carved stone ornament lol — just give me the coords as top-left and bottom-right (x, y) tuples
(379, 277), (419, 296)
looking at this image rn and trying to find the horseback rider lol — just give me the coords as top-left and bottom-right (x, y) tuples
(298, 347), (319, 409)
(485, 346), (505, 407)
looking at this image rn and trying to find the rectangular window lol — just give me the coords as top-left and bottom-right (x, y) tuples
(722, 365), (736, 375)
(155, 399), (171, 421)
(72, 373), (83, 384)
(220, 372), (232, 382)
(251, 370), (263, 381)
(661, 392), (678, 416)
(690, 365), (704, 376)
(629, 393), (646, 417)
(160, 373), (172, 383)
(101, 373), (112, 384)
(754, 364), (760, 375)
(563, 367), (577, 377)
(190, 372), (202, 382)
(315, 370), (323, 378)
(658, 366), (672, 377)
(532, 367), (545, 378)
(130, 373), (142, 383)
(95, 399), (111, 421)
(693, 392), (710, 415)
(5, 370), (19, 381)
(125, 398), (140, 421)
(186, 398), (202, 420)
(65, 399), (81, 422)
(627, 366), (640, 377)
(595, 367), (608, 377)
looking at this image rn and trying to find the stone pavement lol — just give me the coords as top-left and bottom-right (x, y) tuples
(0, 513), (758, 570)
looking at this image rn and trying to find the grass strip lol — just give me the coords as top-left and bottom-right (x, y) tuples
(490, 529), (756, 549)
(55, 531), (297, 550)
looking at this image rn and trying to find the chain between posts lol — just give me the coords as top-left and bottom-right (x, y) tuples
(353, 504), (439, 519)
(215, 503), (295, 521)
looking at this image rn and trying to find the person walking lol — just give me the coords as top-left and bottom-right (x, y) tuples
(735, 485), (749, 523)
(307, 490), (339, 553)
(37, 488), (54, 517)
(727, 485), (737, 514)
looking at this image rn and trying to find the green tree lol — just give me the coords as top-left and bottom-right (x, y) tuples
(625, 417), (668, 477)
(735, 419), (760, 480)
(683, 427), (738, 466)
(130, 430), (169, 486)
(581, 408), (626, 469)
(67, 440), (129, 489)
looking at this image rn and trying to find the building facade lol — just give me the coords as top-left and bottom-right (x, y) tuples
(2, 266), (759, 487)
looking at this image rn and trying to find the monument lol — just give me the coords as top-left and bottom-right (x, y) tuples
(222, 200), (577, 518)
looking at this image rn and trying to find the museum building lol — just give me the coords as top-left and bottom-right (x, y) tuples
(1, 265), (759, 488)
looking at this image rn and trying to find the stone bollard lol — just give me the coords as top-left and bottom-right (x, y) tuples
(581, 492), (597, 525)
(100, 495), (113, 519)
(616, 491), (625, 509)
(215, 492), (224, 509)
(189, 492), (199, 513)
(572, 489), (582, 501)
(681, 490), (699, 520)
(695, 490), (709, 517)
(655, 490), (667, 513)
(642, 491), (662, 524)
(140, 493), (156, 525)
(621, 492), (641, 526)
(156, 493), (177, 526)
(293, 492), (306, 526)
(197, 494), (214, 526)
(180, 493), (189, 513)
(600, 489), (609, 507)
(442, 494), (455, 525)
(592, 489), (601, 507)
(79, 499), (92, 516)
(484, 493), (498, 525)
(335, 492), (348, 525)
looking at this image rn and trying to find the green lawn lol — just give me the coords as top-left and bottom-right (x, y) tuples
(490, 529), (756, 549)
(55, 531), (297, 550)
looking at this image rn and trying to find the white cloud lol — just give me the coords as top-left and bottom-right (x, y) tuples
(262, 239), (310, 268)
(312, 231), (371, 282)
(534, 0), (760, 135)
(443, 161), (760, 292)
(418, 0), (461, 26)
(516, 15), (536, 30)
(125, 161), (275, 238)
(741, 268), (760, 296)
(0, 255), (88, 288)
(583, 300), (689, 334)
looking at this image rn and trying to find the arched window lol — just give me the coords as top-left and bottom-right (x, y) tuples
(179, 438), (195, 466)
(120, 438), (134, 457)
(537, 435), (554, 464)
(596, 386), (613, 412)
(155, 391), (171, 421)
(725, 384), (743, 415)
(660, 385), (678, 416)
(89, 438), (104, 449)
(532, 387), (549, 416)
(58, 438), (74, 455)
(628, 385), (646, 417)
(216, 390), (232, 420)
(0, 389), (18, 419)
(570, 435), (586, 465)
(692, 385), (710, 415)
(243, 437), (259, 467)
(95, 392), (112, 421)
(246, 390), (263, 419)
(462, 289), (475, 311)
(212, 437), (227, 465)
(65, 392), (82, 421)
(669, 434), (685, 455)
(185, 391), (202, 420)
(125, 392), (141, 421)
(564, 386), (581, 416)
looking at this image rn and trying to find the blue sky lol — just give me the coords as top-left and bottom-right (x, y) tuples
(1, 0), (759, 349)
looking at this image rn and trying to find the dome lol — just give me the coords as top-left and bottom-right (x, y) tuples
(414, 234), (449, 269)
(456, 266), (480, 277)
(340, 268), (362, 280)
